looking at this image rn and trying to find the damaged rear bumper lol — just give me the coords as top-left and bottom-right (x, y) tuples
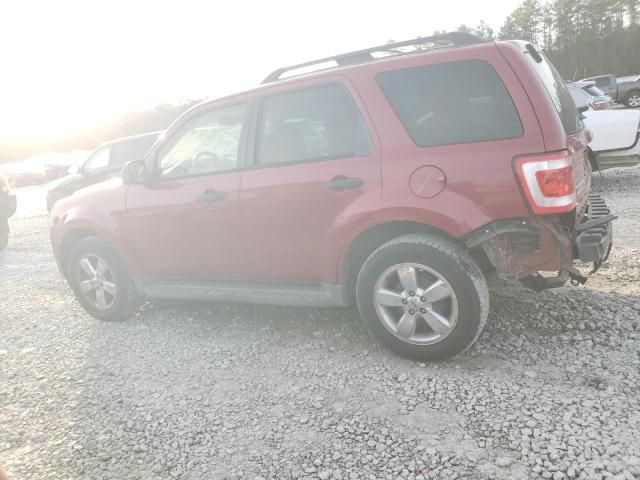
(465, 194), (616, 291)
(574, 195), (615, 264)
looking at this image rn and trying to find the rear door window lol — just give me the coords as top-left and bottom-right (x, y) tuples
(525, 48), (581, 134)
(594, 77), (610, 88)
(377, 59), (523, 147)
(256, 84), (373, 166)
(584, 85), (606, 97)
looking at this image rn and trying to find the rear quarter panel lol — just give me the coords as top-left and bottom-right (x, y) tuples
(346, 43), (546, 237)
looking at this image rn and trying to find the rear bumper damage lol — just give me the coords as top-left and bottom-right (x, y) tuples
(466, 194), (616, 291)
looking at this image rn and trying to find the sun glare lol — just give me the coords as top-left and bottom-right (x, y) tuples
(0, 0), (520, 143)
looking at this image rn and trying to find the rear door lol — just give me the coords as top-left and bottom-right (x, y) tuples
(238, 81), (381, 283)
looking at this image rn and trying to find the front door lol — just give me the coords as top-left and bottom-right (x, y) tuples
(125, 102), (249, 280)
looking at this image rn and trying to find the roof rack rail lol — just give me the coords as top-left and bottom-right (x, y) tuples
(261, 32), (482, 84)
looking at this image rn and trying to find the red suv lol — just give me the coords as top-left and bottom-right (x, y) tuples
(51, 33), (615, 360)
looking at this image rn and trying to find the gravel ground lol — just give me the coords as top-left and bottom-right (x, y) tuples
(1, 168), (639, 480)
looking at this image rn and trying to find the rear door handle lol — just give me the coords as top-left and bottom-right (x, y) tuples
(325, 176), (363, 191)
(199, 190), (228, 203)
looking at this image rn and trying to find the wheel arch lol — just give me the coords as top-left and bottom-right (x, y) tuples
(59, 228), (101, 277)
(339, 221), (462, 301)
(624, 89), (640, 105)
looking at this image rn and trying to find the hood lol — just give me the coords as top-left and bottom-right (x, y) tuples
(52, 178), (125, 218)
(48, 172), (83, 192)
(74, 177), (124, 197)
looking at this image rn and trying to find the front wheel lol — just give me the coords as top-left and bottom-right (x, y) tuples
(624, 91), (640, 108)
(67, 237), (141, 321)
(356, 234), (489, 361)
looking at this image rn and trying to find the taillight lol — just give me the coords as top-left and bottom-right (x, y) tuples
(515, 151), (576, 214)
(591, 100), (612, 110)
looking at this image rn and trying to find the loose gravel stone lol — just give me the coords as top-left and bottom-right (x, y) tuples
(1, 170), (639, 479)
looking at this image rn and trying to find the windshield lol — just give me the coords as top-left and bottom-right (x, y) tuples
(82, 145), (111, 173)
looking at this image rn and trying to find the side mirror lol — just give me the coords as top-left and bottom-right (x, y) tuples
(121, 159), (149, 185)
(578, 105), (590, 113)
(69, 165), (80, 175)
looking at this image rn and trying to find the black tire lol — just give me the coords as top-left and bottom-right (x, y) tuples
(67, 236), (141, 321)
(624, 90), (640, 108)
(356, 234), (489, 361)
(0, 220), (8, 251)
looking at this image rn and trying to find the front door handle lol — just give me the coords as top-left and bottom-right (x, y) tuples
(325, 176), (363, 191)
(199, 190), (228, 203)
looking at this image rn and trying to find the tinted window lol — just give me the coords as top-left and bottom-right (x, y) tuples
(83, 145), (111, 172)
(159, 104), (245, 178)
(594, 77), (609, 88)
(526, 50), (581, 134)
(569, 88), (589, 109)
(584, 85), (606, 97)
(257, 85), (372, 166)
(377, 60), (523, 147)
(110, 135), (158, 168)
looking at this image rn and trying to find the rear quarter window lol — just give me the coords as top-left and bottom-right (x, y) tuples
(584, 85), (606, 97)
(525, 49), (581, 134)
(376, 59), (523, 147)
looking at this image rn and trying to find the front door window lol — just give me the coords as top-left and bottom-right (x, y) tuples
(158, 104), (246, 178)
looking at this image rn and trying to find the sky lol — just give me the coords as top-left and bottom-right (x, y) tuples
(0, 0), (521, 141)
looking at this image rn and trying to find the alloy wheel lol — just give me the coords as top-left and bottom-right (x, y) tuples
(76, 254), (117, 311)
(373, 263), (458, 345)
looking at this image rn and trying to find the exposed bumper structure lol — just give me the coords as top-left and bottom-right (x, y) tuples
(466, 195), (616, 291)
(574, 194), (615, 264)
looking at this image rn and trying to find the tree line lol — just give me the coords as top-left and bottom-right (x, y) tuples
(458, 0), (640, 79)
(0, 99), (203, 164)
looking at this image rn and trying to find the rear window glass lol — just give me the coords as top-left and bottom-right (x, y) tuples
(594, 77), (610, 88)
(526, 49), (580, 134)
(584, 85), (606, 97)
(377, 60), (523, 147)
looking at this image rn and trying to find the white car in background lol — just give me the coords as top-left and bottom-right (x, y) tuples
(569, 80), (640, 170)
(584, 108), (640, 170)
(568, 81), (614, 111)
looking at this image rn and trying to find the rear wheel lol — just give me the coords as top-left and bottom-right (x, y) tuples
(67, 237), (141, 321)
(356, 234), (489, 361)
(624, 91), (640, 108)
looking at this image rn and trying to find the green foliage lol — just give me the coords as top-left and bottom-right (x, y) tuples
(451, 20), (496, 41)
(500, 0), (640, 77)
